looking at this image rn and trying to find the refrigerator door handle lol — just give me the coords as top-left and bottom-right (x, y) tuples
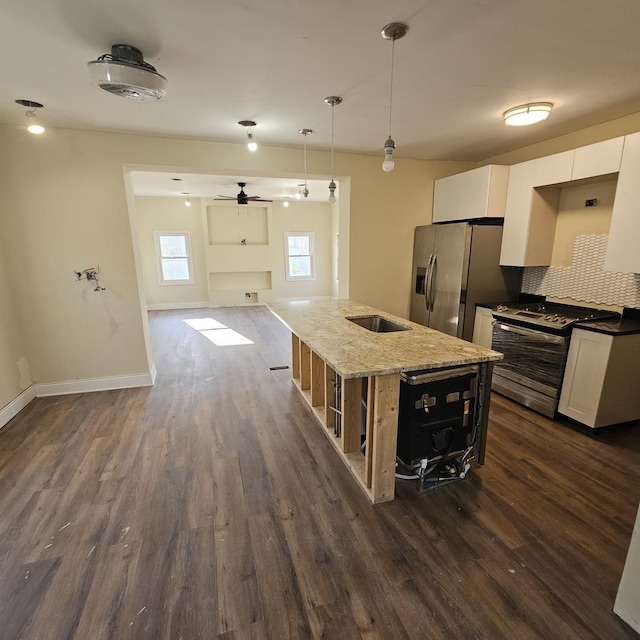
(428, 254), (437, 311)
(424, 254), (434, 312)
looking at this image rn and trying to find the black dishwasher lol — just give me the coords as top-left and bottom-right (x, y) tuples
(397, 366), (479, 466)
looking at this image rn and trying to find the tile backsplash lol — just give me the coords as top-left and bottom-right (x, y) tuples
(522, 234), (640, 308)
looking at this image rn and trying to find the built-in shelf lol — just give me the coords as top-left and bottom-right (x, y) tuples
(207, 205), (269, 246)
(209, 271), (272, 291)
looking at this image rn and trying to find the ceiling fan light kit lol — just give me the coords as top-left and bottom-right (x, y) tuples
(215, 182), (272, 205)
(88, 45), (167, 101)
(380, 22), (408, 173)
(503, 102), (553, 126)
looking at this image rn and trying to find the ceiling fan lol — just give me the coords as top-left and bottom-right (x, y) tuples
(215, 182), (272, 205)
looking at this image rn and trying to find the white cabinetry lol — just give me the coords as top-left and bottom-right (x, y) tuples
(500, 137), (624, 267)
(472, 306), (494, 348)
(433, 165), (509, 223)
(572, 137), (623, 181)
(558, 328), (640, 428)
(605, 132), (640, 273)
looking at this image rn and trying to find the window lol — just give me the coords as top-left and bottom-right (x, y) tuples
(153, 231), (195, 285)
(284, 232), (315, 281)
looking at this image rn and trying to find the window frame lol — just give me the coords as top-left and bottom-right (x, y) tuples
(153, 230), (195, 286)
(284, 232), (316, 282)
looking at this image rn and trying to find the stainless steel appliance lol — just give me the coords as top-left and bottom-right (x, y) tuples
(410, 223), (521, 341)
(491, 301), (619, 417)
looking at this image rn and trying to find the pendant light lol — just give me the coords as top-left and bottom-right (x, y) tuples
(380, 22), (408, 172)
(238, 120), (258, 151)
(298, 128), (312, 197)
(324, 96), (342, 204)
(16, 99), (45, 134)
(182, 192), (191, 207)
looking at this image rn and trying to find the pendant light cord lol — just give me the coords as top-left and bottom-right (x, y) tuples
(388, 37), (396, 138)
(330, 105), (335, 180)
(303, 133), (308, 188)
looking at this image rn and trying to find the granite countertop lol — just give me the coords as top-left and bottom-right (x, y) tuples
(574, 318), (640, 336)
(268, 299), (503, 379)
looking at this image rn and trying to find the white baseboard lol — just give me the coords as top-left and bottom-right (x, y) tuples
(0, 386), (36, 431)
(34, 367), (157, 397)
(147, 301), (209, 311)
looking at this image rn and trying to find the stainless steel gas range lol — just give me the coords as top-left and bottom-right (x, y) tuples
(490, 301), (619, 418)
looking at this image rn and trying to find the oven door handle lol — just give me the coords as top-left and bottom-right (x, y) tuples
(494, 322), (567, 345)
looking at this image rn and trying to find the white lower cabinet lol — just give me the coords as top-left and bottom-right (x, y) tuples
(558, 328), (640, 428)
(472, 306), (494, 348)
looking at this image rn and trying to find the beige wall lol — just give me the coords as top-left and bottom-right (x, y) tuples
(481, 112), (640, 166)
(135, 196), (209, 307)
(551, 180), (616, 266)
(269, 200), (333, 300)
(0, 123), (469, 398)
(0, 246), (30, 410)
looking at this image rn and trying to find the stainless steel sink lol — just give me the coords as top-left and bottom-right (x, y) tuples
(346, 315), (411, 333)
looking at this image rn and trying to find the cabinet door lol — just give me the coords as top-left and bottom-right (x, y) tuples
(500, 159), (535, 266)
(605, 132), (640, 273)
(533, 150), (574, 186)
(471, 306), (494, 348)
(558, 328), (611, 427)
(457, 166), (490, 221)
(572, 137), (623, 180)
(432, 174), (459, 223)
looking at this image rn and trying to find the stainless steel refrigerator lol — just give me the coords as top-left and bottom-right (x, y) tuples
(410, 222), (521, 342)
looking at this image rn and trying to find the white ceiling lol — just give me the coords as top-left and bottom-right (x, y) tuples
(3, 0), (640, 196)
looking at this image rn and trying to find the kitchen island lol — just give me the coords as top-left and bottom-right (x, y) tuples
(268, 300), (503, 503)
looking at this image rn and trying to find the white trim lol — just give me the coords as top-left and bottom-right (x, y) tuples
(0, 386), (36, 431)
(147, 301), (209, 311)
(153, 230), (195, 285)
(284, 231), (316, 281)
(34, 367), (157, 398)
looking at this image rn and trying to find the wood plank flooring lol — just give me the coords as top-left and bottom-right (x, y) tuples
(0, 305), (638, 639)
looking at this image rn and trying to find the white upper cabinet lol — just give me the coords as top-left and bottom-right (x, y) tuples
(432, 165), (509, 223)
(500, 136), (625, 268)
(500, 160), (536, 266)
(605, 132), (640, 273)
(572, 137), (623, 180)
(534, 150), (573, 186)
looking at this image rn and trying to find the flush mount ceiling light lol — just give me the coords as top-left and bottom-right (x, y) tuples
(324, 96), (342, 204)
(298, 129), (313, 197)
(16, 99), (45, 134)
(380, 22), (408, 172)
(88, 44), (167, 101)
(238, 120), (258, 151)
(503, 102), (553, 126)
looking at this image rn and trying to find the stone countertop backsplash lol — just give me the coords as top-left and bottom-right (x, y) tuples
(268, 299), (502, 379)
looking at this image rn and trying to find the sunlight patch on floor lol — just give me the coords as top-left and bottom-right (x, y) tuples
(183, 317), (254, 346)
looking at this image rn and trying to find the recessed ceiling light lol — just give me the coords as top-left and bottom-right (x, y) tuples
(503, 102), (553, 126)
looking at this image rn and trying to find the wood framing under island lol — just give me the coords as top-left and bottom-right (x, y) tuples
(268, 300), (503, 503)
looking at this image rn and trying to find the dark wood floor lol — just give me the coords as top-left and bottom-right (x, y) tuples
(0, 305), (638, 639)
